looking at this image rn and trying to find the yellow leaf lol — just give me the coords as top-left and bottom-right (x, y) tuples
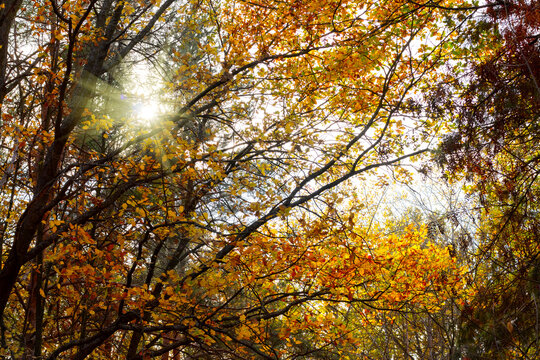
(237, 325), (250, 340)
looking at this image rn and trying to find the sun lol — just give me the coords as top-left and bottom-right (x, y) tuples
(125, 62), (168, 126)
(134, 99), (161, 123)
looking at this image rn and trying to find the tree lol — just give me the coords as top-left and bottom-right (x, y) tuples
(0, 0), (480, 358)
(433, 0), (540, 357)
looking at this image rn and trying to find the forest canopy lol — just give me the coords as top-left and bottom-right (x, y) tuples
(0, 0), (538, 359)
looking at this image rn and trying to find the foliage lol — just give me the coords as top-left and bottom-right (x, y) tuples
(0, 0), (523, 359)
(433, 0), (540, 358)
